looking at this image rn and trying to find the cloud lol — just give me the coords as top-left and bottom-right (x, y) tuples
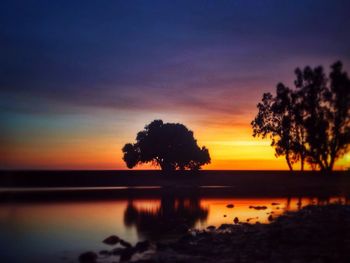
(1, 0), (350, 117)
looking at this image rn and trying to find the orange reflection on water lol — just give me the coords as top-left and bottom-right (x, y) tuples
(197, 196), (348, 227)
(129, 199), (161, 212)
(1, 195), (348, 262)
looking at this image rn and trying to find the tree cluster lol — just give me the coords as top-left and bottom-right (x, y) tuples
(122, 120), (210, 171)
(251, 61), (350, 171)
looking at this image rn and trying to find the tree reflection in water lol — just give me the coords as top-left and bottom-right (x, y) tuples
(124, 193), (208, 240)
(123, 193), (350, 241)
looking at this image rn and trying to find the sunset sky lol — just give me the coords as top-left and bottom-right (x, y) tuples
(1, 0), (350, 170)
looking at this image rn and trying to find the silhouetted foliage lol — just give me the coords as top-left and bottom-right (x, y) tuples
(122, 120), (211, 171)
(252, 61), (350, 172)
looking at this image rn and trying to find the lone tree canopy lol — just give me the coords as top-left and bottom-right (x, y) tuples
(122, 120), (210, 171)
(252, 61), (350, 172)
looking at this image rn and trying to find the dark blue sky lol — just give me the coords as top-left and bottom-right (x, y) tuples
(1, 0), (350, 169)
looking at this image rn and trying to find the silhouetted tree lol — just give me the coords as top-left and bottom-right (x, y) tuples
(294, 62), (350, 171)
(122, 120), (210, 171)
(252, 61), (350, 172)
(251, 85), (303, 171)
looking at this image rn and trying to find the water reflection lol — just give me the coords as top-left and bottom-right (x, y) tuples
(122, 195), (349, 240)
(120, 195), (349, 241)
(198, 196), (348, 226)
(124, 194), (208, 240)
(0, 194), (349, 262)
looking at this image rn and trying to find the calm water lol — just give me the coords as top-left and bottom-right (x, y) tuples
(0, 189), (348, 262)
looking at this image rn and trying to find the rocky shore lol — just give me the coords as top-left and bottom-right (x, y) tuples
(80, 205), (350, 263)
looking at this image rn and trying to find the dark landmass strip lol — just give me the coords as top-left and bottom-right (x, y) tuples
(80, 205), (350, 263)
(1, 170), (349, 188)
(1, 170), (349, 201)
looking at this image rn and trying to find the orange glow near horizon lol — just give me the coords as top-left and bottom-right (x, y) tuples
(2, 115), (349, 170)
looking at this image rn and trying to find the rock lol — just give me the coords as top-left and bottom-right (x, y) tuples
(223, 214), (227, 217)
(234, 217), (239, 224)
(271, 202), (280, 206)
(135, 240), (151, 253)
(112, 247), (124, 255)
(226, 204), (234, 208)
(268, 215), (274, 222)
(120, 239), (132, 248)
(188, 230), (197, 237)
(120, 247), (135, 261)
(176, 223), (189, 233)
(179, 233), (196, 243)
(99, 250), (110, 256)
(207, 225), (216, 231)
(79, 251), (97, 263)
(156, 242), (169, 251)
(103, 235), (120, 245)
(218, 224), (231, 230)
(249, 206), (268, 210)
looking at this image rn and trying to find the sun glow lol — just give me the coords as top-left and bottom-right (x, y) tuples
(2, 113), (349, 170)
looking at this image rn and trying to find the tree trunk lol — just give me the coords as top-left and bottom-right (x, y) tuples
(286, 155), (293, 171)
(159, 162), (166, 171)
(316, 158), (325, 171)
(159, 161), (172, 171)
(328, 155), (335, 173)
(300, 155), (305, 171)
(324, 164), (334, 175)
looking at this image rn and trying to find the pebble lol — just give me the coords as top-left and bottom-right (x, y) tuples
(102, 235), (120, 245)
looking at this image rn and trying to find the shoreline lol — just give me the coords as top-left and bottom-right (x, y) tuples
(80, 204), (350, 263)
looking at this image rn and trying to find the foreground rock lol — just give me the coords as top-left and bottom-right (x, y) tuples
(103, 235), (120, 245)
(79, 251), (97, 263)
(80, 205), (350, 263)
(249, 205), (267, 210)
